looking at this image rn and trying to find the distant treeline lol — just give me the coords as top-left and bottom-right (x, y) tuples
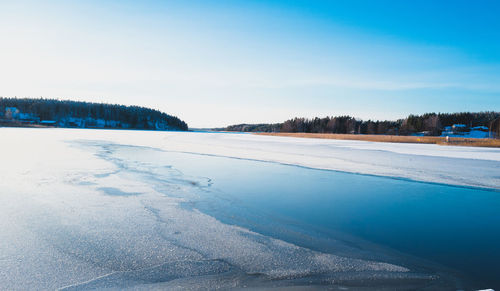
(0, 97), (188, 131)
(223, 112), (500, 137)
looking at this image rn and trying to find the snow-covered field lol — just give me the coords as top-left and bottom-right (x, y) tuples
(0, 128), (498, 290)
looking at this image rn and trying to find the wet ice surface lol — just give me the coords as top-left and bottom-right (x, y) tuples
(0, 128), (497, 290)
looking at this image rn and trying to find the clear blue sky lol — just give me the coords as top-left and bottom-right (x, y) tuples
(1, 0), (499, 127)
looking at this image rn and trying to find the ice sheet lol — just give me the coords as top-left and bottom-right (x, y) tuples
(36, 129), (498, 190)
(0, 128), (490, 289)
(168, 133), (500, 190)
(8, 128), (495, 189)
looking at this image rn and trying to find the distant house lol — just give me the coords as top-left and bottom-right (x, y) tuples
(18, 112), (40, 123)
(96, 119), (106, 128)
(66, 117), (85, 127)
(442, 125), (458, 136)
(5, 107), (20, 119)
(3, 107), (40, 123)
(452, 124), (468, 133)
(441, 124), (490, 138)
(441, 124), (468, 135)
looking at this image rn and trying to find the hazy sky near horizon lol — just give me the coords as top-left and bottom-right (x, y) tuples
(1, 0), (499, 127)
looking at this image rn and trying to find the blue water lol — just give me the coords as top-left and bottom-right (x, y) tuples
(106, 144), (500, 289)
(154, 151), (500, 289)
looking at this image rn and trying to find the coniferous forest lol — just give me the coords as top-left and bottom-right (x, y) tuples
(223, 112), (500, 137)
(0, 98), (188, 131)
(2, 97), (498, 137)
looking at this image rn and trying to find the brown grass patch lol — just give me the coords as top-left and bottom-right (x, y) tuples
(255, 132), (500, 148)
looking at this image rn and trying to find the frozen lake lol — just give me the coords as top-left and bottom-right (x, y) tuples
(1, 128), (499, 290)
